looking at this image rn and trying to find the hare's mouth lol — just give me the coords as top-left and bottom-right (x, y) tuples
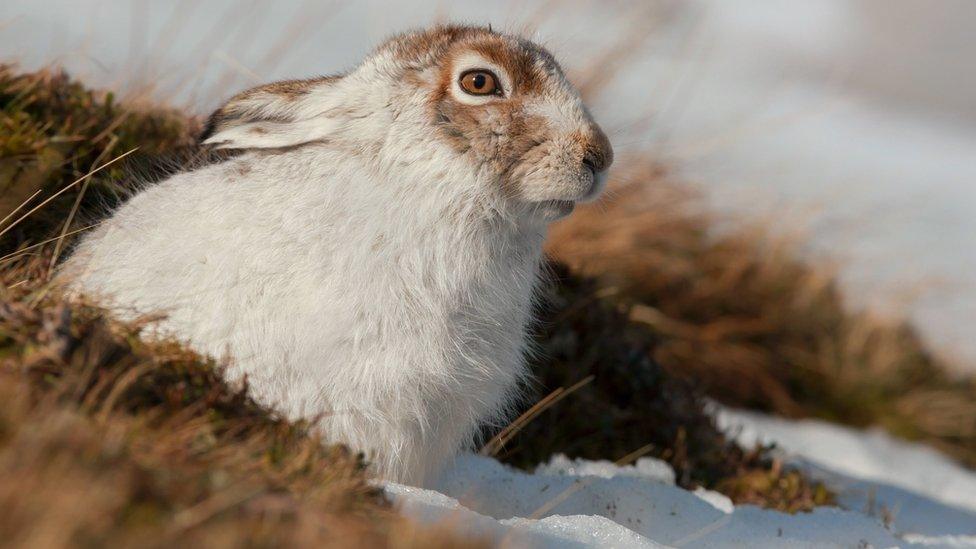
(535, 199), (575, 220)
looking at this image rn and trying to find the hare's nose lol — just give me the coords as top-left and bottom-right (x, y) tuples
(584, 122), (613, 174)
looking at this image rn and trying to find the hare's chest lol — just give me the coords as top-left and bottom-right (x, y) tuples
(316, 224), (542, 372)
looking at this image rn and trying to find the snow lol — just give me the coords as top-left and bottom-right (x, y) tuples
(718, 409), (976, 517)
(385, 482), (666, 548)
(719, 409), (976, 543)
(536, 455), (676, 484)
(385, 411), (976, 548)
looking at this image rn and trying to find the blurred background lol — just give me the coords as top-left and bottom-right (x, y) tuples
(3, 0), (974, 368)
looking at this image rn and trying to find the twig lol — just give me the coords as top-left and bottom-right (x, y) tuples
(528, 443), (655, 520)
(0, 147), (138, 241)
(481, 375), (595, 457)
(0, 224), (101, 266)
(0, 189), (43, 229)
(47, 135), (120, 278)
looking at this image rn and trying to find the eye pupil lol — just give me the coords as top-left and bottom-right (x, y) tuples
(473, 74), (486, 89)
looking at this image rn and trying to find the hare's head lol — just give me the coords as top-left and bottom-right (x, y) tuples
(202, 25), (612, 221)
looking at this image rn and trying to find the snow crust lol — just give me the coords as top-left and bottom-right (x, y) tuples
(387, 411), (976, 548)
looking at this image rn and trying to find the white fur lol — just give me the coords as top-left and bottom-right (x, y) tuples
(62, 28), (609, 485)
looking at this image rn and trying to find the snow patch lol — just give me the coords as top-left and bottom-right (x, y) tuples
(535, 454), (676, 484)
(718, 408), (976, 516)
(385, 411), (976, 548)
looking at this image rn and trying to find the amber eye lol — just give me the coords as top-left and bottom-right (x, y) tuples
(459, 70), (500, 96)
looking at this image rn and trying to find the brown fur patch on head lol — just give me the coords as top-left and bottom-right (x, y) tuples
(377, 25), (611, 204)
(377, 25), (489, 68)
(436, 98), (554, 198)
(376, 25), (556, 103)
(385, 26), (557, 96)
(468, 39), (543, 95)
(398, 27), (564, 197)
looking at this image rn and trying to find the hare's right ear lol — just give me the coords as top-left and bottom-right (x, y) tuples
(201, 76), (342, 150)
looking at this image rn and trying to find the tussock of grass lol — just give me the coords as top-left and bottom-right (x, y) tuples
(0, 65), (198, 254)
(548, 162), (976, 467)
(0, 277), (477, 548)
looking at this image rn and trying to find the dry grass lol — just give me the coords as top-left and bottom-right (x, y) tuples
(548, 159), (976, 466)
(0, 269), (480, 549)
(0, 65), (199, 252)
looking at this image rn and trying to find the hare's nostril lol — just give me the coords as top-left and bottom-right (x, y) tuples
(582, 156), (598, 177)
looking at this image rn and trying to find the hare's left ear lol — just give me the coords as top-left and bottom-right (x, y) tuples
(201, 76), (342, 150)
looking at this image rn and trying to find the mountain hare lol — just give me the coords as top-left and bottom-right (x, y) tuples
(61, 25), (612, 484)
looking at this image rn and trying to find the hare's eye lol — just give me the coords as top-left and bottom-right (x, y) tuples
(459, 70), (500, 96)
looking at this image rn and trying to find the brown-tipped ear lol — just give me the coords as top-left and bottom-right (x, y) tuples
(200, 76), (341, 150)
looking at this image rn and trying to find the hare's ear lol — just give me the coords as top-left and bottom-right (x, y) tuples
(201, 76), (341, 150)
